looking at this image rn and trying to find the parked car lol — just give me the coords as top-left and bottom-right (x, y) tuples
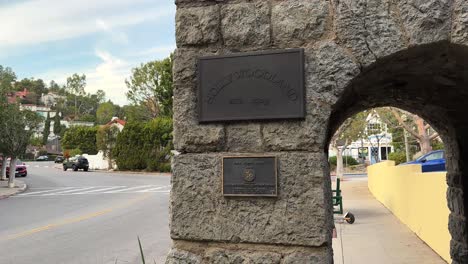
(37, 155), (49, 161)
(55, 156), (65, 163)
(400, 150), (446, 172)
(63, 156), (89, 171)
(5, 159), (28, 177)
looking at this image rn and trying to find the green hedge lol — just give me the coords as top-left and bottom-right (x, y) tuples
(329, 155), (359, 166)
(388, 151), (407, 165)
(112, 117), (173, 172)
(61, 126), (98, 155)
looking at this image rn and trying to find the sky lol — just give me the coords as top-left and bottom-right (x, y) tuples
(0, 0), (176, 106)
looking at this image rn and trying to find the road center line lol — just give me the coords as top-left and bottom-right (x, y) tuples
(0, 193), (152, 242)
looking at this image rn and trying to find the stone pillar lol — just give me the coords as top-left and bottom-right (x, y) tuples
(168, 0), (336, 262)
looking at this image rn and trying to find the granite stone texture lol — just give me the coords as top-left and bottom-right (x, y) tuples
(452, 0), (468, 45)
(170, 152), (330, 247)
(334, 0), (406, 67)
(221, 2), (270, 47)
(206, 249), (282, 264)
(176, 6), (220, 46)
(271, 0), (329, 46)
(165, 248), (202, 264)
(397, 0), (452, 45)
(170, 0), (468, 262)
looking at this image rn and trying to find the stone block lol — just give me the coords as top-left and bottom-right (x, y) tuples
(221, 2), (270, 47)
(306, 41), (361, 104)
(271, 0), (329, 46)
(206, 249), (281, 264)
(225, 123), (263, 152)
(449, 213), (467, 244)
(452, 0), (468, 45)
(283, 251), (331, 264)
(169, 152), (331, 247)
(397, 0), (452, 45)
(165, 248), (202, 264)
(334, 0), (406, 67)
(173, 81), (225, 153)
(450, 239), (468, 263)
(176, 6), (220, 46)
(447, 187), (465, 216)
(175, 0), (224, 8)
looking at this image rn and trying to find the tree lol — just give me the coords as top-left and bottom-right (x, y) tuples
(389, 108), (439, 155)
(96, 102), (117, 125)
(376, 107), (440, 157)
(122, 104), (152, 122)
(0, 105), (41, 187)
(0, 65), (16, 181)
(330, 112), (367, 179)
(126, 55), (173, 118)
(16, 78), (47, 105)
(42, 112), (51, 145)
(66, 73), (86, 120)
(96, 125), (120, 169)
(53, 110), (62, 136)
(0, 66), (17, 92)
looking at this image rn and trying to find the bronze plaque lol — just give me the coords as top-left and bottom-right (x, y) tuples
(198, 49), (305, 122)
(222, 156), (277, 197)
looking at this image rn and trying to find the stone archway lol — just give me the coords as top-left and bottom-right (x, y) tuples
(167, 1), (468, 263)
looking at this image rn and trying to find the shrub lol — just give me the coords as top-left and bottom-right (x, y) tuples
(329, 155), (359, 166)
(388, 151), (407, 165)
(61, 126), (98, 154)
(113, 122), (147, 170)
(113, 117), (173, 172)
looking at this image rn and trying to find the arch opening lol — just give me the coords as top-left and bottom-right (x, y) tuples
(327, 42), (468, 262)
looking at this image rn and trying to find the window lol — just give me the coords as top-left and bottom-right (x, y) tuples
(367, 123), (381, 132)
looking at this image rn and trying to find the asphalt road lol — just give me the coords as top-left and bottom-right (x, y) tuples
(0, 161), (172, 264)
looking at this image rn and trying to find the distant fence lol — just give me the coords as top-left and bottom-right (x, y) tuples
(82, 151), (115, 170)
(367, 161), (450, 262)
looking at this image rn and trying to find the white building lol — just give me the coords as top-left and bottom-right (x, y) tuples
(329, 111), (393, 164)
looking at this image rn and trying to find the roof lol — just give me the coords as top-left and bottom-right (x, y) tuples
(106, 118), (126, 126)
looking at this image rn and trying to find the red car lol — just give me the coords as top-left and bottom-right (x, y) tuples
(3, 159), (28, 177)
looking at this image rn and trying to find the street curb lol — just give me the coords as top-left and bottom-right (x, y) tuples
(0, 181), (28, 200)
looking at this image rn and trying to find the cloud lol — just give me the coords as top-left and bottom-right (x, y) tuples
(96, 19), (129, 45)
(0, 0), (174, 49)
(129, 45), (176, 59)
(37, 45), (175, 106)
(86, 50), (131, 105)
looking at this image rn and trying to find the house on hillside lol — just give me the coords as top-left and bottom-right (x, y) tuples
(41, 92), (65, 107)
(7, 88), (29, 103)
(106, 117), (126, 132)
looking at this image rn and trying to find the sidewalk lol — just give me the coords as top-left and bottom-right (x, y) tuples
(0, 179), (27, 199)
(332, 179), (447, 264)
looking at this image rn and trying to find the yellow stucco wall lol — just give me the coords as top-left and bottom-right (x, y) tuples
(368, 161), (451, 262)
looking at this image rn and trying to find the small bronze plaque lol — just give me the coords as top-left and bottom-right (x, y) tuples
(198, 49), (305, 122)
(222, 156), (277, 197)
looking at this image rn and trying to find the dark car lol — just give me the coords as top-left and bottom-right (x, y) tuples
(63, 156), (89, 171)
(55, 156), (65, 163)
(400, 150), (446, 172)
(5, 159), (28, 177)
(36, 155), (49, 161)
